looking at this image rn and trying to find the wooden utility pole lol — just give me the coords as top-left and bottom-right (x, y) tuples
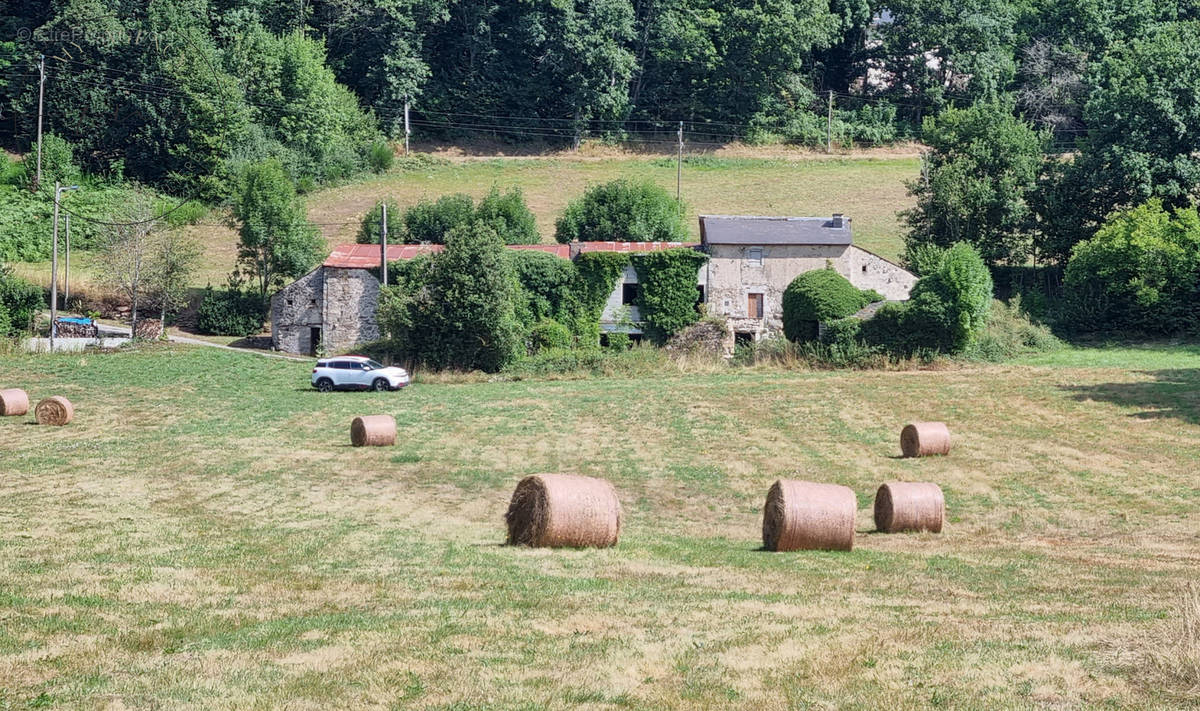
(35, 55), (45, 189)
(826, 90), (834, 153)
(50, 182), (60, 348)
(676, 121), (683, 209)
(404, 99), (410, 157)
(63, 213), (70, 307)
(380, 202), (388, 288)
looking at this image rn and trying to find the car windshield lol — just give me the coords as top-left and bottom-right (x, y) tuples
(364, 360), (386, 370)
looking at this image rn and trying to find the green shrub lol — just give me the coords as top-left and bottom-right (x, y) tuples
(0, 266), (42, 337)
(367, 140), (395, 173)
(357, 199), (402, 244)
(604, 331), (631, 351)
(782, 268), (874, 342)
(402, 193), (475, 244)
(509, 250), (579, 330)
(963, 297), (1061, 361)
(195, 288), (264, 336)
(554, 179), (688, 244)
(631, 248), (709, 342)
(819, 317), (863, 348)
(908, 242), (993, 352)
(528, 319), (573, 352)
(1063, 200), (1200, 335)
(477, 187), (539, 244)
(901, 243), (948, 277)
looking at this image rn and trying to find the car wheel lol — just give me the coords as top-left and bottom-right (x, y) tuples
(316, 378), (334, 393)
(372, 378), (389, 392)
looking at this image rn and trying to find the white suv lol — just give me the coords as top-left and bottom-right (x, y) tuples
(312, 355), (410, 392)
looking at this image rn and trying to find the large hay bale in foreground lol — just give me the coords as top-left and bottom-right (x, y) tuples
(34, 396), (74, 426)
(505, 474), (621, 548)
(350, 415), (396, 447)
(0, 388), (29, 416)
(900, 422), (951, 458)
(874, 482), (944, 533)
(762, 479), (857, 552)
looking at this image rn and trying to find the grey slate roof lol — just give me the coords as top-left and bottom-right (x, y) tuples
(699, 215), (852, 246)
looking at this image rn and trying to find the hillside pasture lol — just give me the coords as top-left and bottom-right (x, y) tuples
(0, 345), (1198, 709)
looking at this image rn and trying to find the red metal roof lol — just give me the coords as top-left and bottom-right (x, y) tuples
(323, 243), (443, 268)
(576, 241), (700, 253)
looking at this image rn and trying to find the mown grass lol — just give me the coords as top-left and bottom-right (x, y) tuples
(1, 344), (1198, 709)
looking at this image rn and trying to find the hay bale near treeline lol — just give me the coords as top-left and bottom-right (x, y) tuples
(761, 479), (857, 552)
(900, 422), (951, 457)
(874, 482), (945, 533)
(505, 474), (621, 548)
(0, 389), (29, 416)
(350, 415), (396, 447)
(34, 396), (73, 426)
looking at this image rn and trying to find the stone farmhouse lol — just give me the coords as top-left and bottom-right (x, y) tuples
(269, 215), (915, 355)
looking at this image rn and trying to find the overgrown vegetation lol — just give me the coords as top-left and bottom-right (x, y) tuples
(631, 248), (708, 342)
(782, 267), (881, 342)
(554, 179), (687, 244)
(0, 264), (41, 338)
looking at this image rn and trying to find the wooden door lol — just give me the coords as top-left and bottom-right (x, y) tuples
(747, 293), (763, 319)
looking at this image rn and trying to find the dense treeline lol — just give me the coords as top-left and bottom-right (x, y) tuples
(6, 0), (1200, 187)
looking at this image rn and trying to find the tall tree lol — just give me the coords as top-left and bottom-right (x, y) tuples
(231, 160), (322, 299)
(1034, 21), (1200, 262)
(97, 190), (157, 337)
(903, 102), (1046, 266)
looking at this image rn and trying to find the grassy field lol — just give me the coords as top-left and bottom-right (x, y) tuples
(12, 153), (918, 292)
(1, 344), (1198, 709)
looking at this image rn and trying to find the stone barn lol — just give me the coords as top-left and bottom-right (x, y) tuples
(700, 214), (916, 346)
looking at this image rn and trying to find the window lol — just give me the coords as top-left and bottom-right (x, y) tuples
(286, 299), (293, 306)
(747, 293), (764, 319)
(748, 247), (763, 266)
(734, 331), (754, 347)
(696, 285), (706, 304)
(309, 299), (317, 307)
(862, 265), (868, 273)
(622, 283), (640, 304)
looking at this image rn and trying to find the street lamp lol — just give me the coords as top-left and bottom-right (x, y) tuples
(50, 182), (79, 351)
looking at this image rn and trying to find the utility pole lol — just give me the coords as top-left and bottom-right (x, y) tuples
(63, 212), (70, 307)
(826, 90), (834, 154)
(404, 98), (410, 157)
(380, 202), (388, 288)
(49, 183), (78, 351)
(676, 121), (683, 210)
(35, 55), (45, 190)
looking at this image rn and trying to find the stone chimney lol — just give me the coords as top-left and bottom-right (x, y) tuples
(832, 213), (845, 229)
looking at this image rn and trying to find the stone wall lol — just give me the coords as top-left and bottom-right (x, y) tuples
(321, 267), (381, 353)
(270, 267), (323, 354)
(842, 246), (917, 301)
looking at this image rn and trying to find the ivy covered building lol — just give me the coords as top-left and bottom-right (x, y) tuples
(269, 216), (915, 355)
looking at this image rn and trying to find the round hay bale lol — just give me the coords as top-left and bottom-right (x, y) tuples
(505, 474), (621, 548)
(900, 422), (951, 458)
(874, 482), (944, 533)
(0, 388), (29, 416)
(34, 396), (73, 426)
(350, 415), (396, 447)
(761, 479), (857, 552)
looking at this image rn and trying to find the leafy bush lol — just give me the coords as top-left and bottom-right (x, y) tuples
(631, 248), (709, 342)
(528, 319), (573, 352)
(819, 317), (863, 348)
(356, 199), (402, 244)
(782, 268), (875, 342)
(378, 221), (521, 373)
(195, 288), (264, 336)
(477, 187), (539, 244)
(367, 140), (395, 173)
(0, 266), (42, 337)
(1062, 200), (1200, 334)
(901, 243), (948, 277)
(554, 179), (688, 243)
(909, 242), (993, 352)
(861, 243), (993, 354)
(402, 194), (476, 244)
(963, 297), (1061, 361)
(509, 250), (579, 330)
